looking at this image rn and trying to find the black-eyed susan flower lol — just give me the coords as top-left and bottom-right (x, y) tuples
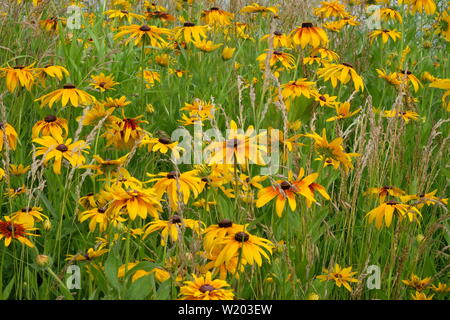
(143, 215), (204, 246)
(104, 9), (145, 23)
(290, 23), (329, 48)
(101, 184), (162, 220)
(201, 7), (234, 26)
(281, 78), (318, 100)
(78, 102), (115, 126)
(430, 283), (450, 293)
(82, 153), (129, 177)
(33, 135), (89, 174)
(103, 96), (131, 108)
(35, 84), (96, 108)
(379, 8), (403, 23)
(203, 219), (244, 252)
(137, 69), (160, 88)
(8, 164), (30, 176)
(11, 207), (47, 228)
(240, 3), (278, 15)
(402, 274), (432, 291)
(175, 23), (208, 44)
(311, 47), (340, 61)
(261, 31), (291, 48)
(0, 216), (38, 248)
(381, 109), (420, 123)
(193, 39), (223, 52)
(118, 262), (171, 282)
(0, 122), (18, 151)
(145, 10), (176, 22)
(90, 73), (119, 92)
(103, 114), (148, 149)
(364, 186), (406, 203)
(5, 185), (28, 198)
(141, 135), (184, 158)
(369, 29), (402, 43)
(314, 1), (349, 18)
(366, 201), (421, 229)
(411, 291), (434, 300)
(214, 229), (273, 267)
(205, 120), (267, 165)
(66, 245), (109, 261)
(179, 272), (234, 300)
(305, 129), (359, 173)
(313, 93), (339, 107)
(114, 24), (171, 47)
(406, 0), (436, 15)
(35, 65), (69, 87)
(317, 63), (364, 91)
(316, 264), (359, 292)
(146, 170), (204, 211)
(32, 115), (68, 139)
(257, 50), (296, 70)
(326, 101), (361, 122)
(400, 190), (448, 209)
(0, 64), (36, 92)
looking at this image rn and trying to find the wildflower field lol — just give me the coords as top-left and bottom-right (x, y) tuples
(0, 0), (449, 301)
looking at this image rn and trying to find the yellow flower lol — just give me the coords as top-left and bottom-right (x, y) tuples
(114, 24), (172, 47)
(222, 47), (236, 60)
(201, 7), (234, 26)
(430, 282), (450, 293)
(379, 8), (403, 23)
(101, 184), (162, 220)
(305, 129), (360, 173)
(0, 63), (36, 92)
(314, 1), (349, 18)
(257, 50), (296, 70)
(137, 70), (160, 88)
(32, 115), (68, 139)
(66, 245), (109, 261)
(281, 78), (318, 100)
(364, 186), (406, 203)
(411, 291), (434, 300)
(155, 54), (170, 67)
(402, 274), (432, 291)
(317, 263), (359, 292)
(141, 135), (184, 158)
(204, 120), (267, 166)
(214, 229), (273, 267)
(400, 190), (448, 209)
(90, 73), (119, 92)
(35, 84), (96, 108)
(203, 219), (244, 252)
(240, 3), (278, 15)
(8, 164), (30, 176)
(369, 29), (402, 43)
(143, 215), (204, 246)
(406, 0), (436, 15)
(0, 216), (38, 248)
(0, 122), (18, 151)
(33, 135), (90, 174)
(290, 23), (329, 48)
(193, 39), (223, 52)
(179, 272), (234, 300)
(261, 31), (292, 48)
(366, 201), (421, 229)
(326, 101), (361, 122)
(381, 109), (420, 123)
(35, 65), (69, 87)
(104, 9), (145, 23)
(317, 63), (364, 91)
(146, 170), (204, 211)
(175, 23), (208, 43)
(11, 207), (47, 228)
(103, 114), (148, 150)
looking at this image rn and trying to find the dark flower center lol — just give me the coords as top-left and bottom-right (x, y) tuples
(158, 137), (171, 144)
(302, 22), (313, 28)
(201, 177), (210, 184)
(14, 66), (25, 69)
(342, 63), (353, 68)
(99, 82), (107, 88)
(227, 138), (240, 148)
(400, 70), (412, 75)
(210, 7), (219, 11)
(44, 115), (57, 122)
(183, 22), (195, 27)
(167, 171), (179, 179)
(98, 207), (107, 213)
(63, 84), (76, 89)
(170, 215), (182, 224)
(21, 207), (33, 212)
(199, 284), (215, 293)
(280, 181), (291, 190)
(86, 192), (94, 196)
(383, 186), (392, 190)
(218, 219), (232, 228)
(121, 10), (129, 14)
(274, 31), (282, 36)
(56, 144), (68, 152)
(0, 122), (4, 129)
(234, 231), (249, 242)
(386, 201), (398, 205)
(7, 224), (15, 232)
(140, 25), (151, 32)
(273, 50), (282, 55)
